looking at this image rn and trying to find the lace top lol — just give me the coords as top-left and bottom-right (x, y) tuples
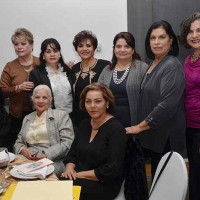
(46, 65), (72, 113)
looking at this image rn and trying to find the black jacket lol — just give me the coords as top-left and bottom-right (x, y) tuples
(29, 65), (73, 109)
(124, 136), (148, 200)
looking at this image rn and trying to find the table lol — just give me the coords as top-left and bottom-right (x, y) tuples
(0, 156), (58, 199)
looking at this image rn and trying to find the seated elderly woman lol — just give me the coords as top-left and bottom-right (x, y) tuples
(14, 85), (74, 176)
(60, 82), (127, 200)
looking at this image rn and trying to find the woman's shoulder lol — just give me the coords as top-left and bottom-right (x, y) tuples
(33, 56), (40, 66)
(100, 64), (112, 72)
(163, 55), (183, 70)
(50, 108), (70, 119)
(3, 58), (20, 70)
(30, 65), (46, 75)
(23, 111), (36, 122)
(134, 59), (148, 69)
(72, 62), (81, 71)
(96, 59), (110, 69)
(103, 118), (126, 133)
(97, 59), (110, 65)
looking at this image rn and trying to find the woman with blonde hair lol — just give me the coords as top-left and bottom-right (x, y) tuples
(0, 28), (40, 151)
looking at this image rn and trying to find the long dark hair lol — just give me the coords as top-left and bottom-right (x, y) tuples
(110, 32), (141, 70)
(145, 20), (179, 60)
(39, 38), (70, 74)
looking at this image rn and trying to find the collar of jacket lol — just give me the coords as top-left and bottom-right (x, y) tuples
(25, 108), (54, 121)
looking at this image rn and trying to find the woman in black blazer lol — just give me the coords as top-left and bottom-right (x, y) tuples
(29, 38), (73, 114)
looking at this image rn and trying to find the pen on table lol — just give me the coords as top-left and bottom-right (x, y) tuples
(31, 151), (39, 157)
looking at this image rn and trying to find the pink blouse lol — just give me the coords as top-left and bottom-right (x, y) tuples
(185, 53), (200, 128)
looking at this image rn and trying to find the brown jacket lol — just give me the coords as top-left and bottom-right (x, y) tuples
(0, 56), (40, 118)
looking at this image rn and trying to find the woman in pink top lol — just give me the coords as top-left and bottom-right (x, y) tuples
(179, 12), (200, 200)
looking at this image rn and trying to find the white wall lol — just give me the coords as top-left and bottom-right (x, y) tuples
(0, 0), (127, 73)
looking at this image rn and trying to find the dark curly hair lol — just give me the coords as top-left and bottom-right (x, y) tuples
(145, 20), (179, 60)
(179, 12), (200, 49)
(72, 30), (98, 51)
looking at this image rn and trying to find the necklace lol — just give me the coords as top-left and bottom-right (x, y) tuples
(113, 63), (131, 84)
(80, 58), (97, 72)
(191, 53), (200, 63)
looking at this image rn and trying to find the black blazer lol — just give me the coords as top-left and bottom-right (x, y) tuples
(29, 66), (73, 109)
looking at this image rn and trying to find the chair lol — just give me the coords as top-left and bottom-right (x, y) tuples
(149, 151), (188, 200)
(113, 181), (125, 200)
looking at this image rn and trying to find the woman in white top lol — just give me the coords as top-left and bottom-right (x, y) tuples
(14, 85), (74, 176)
(29, 38), (73, 114)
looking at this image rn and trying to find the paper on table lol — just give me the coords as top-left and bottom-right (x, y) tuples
(17, 166), (48, 179)
(17, 158), (53, 173)
(11, 180), (73, 200)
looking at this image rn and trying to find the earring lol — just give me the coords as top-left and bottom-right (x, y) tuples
(107, 105), (109, 109)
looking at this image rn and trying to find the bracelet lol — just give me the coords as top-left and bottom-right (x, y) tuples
(15, 84), (21, 92)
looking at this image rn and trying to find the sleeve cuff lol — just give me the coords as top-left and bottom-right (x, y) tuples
(18, 146), (25, 154)
(145, 116), (154, 127)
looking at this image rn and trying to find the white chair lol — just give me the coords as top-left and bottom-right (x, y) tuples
(113, 181), (125, 200)
(149, 151), (188, 200)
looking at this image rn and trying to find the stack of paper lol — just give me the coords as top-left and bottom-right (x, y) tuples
(11, 181), (73, 200)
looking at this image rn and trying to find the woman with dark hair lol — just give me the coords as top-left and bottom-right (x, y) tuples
(98, 32), (148, 199)
(179, 12), (200, 200)
(125, 20), (186, 178)
(29, 38), (72, 113)
(0, 28), (40, 151)
(61, 82), (126, 200)
(71, 30), (110, 128)
(99, 32), (148, 127)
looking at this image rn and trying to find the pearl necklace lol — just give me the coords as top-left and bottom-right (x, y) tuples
(113, 63), (131, 84)
(191, 53), (200, 63)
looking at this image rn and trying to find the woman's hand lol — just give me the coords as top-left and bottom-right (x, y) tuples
(125, 125), (142, 135)
(32, 153), (46, 160)
(76, 172), (86, 179)
(126, 120), (150, 135)
(66, 60), (75, 69)
(20, 147), (34, 159)
(16, 81), (34, 92)
(61, 163), (77, 180)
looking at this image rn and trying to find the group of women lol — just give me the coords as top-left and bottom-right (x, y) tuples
(0, 12), (200, 200)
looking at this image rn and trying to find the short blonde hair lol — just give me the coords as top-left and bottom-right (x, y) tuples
(11, 28), (34, 45)
(79, 82), (115, 113)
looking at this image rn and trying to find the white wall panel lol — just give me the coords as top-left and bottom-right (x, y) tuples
(0, 0), (127, 73)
